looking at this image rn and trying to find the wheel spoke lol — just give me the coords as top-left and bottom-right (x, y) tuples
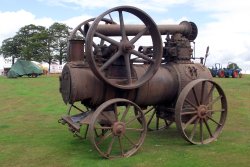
(130, 27), (148, 44)
(204, 118), (213, 138)
(100, 112), (114, 124)
(126, 127), (144, 132)
(156, 117), (160, 130)
(207, 109), (225, 114)
(119, 11), (126, 40)
(207, 116), (222, 126)
(126, 114), (141, 126)
(92, 42), (98, 49)
(203, 85), (215, 104)
(121, 104), (131, 122)
(99, 50), (122, 71)
(200, 81), (206, 104)
(99, 39), (105, 46)
(147, 110), (156, 127)
(207, 95), (222, 108)
(182, 107), (197, 112)
(182, 115), (198, 130)
(78, 27), (85, 36)
(94, 128), (101, 137)
(143, 106), (154, 115)
(96, 131), (113, 145)
(123, 134), (137, 147)
(106, 136), (115, 156)
(189, 118), (199, 141)
(124, 54), (132, 84)
(184, 99), (198, 110)
(180, 111), (198, 116)
(95, 31), (120, 46)
(130, 49), (155, 63)
(200, 118), (204, 144)
(118, 136), (124, 156)
(192, 87), (200, 106)
(165, 119), (172, 127)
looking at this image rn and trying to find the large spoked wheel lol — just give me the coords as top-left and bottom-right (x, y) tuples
(68, 18), (115, 62)
(144, 106), (173, 131)
(85, 6), (163, 89)
(175, 79), (227, 144)
(89, 98), (147, 159)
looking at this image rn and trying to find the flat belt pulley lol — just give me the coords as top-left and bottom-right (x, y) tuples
(85, 6), (163, 89)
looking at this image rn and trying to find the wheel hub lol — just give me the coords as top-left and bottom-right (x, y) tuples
(113, 122), (126, 136)
(197, 105), (208, 118)
(121, 40), (135, 52)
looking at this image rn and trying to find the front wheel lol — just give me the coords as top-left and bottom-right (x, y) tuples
(89, 98), (147, 158)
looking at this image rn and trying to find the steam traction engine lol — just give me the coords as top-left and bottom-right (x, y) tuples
(59, 6), (227, 158)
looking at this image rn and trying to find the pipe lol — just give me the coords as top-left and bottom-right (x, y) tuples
(84, 21), (198, 40)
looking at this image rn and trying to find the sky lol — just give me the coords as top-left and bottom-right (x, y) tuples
(0, 0), (250, 73)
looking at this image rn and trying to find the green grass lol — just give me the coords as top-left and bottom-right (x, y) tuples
(0, 74), (250, 167)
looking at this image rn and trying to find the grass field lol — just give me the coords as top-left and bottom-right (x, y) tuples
(0, 74), (250, 167)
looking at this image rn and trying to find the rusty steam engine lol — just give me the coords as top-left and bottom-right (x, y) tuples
(59, 6), (227, 158)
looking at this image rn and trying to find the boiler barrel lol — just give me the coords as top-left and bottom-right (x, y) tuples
(59, 63), (178, 107)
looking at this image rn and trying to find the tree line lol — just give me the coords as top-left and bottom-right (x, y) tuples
(0, 23), (71, 71)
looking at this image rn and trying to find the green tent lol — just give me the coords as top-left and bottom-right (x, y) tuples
(7, 59), (43, 78)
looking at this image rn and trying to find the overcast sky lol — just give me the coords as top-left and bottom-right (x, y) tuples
(0, 0), (249, 73)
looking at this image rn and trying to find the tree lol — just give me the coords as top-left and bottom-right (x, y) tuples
(49, 22), (71, 65)
(0, 36), (22, 65)
(41, 29), (54, 72)
(16, 24), (48, 61)
(1, 22), (71, 72)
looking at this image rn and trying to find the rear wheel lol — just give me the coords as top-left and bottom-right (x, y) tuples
(175, 79), (227, 144)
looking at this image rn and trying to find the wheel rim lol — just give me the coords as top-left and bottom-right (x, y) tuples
(175, 79), (227, 144)
(144, 106), (173, 131)
(67, 18), (115, 62)
(89, 98), (147, 158)
(85, 6), (162, 89)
